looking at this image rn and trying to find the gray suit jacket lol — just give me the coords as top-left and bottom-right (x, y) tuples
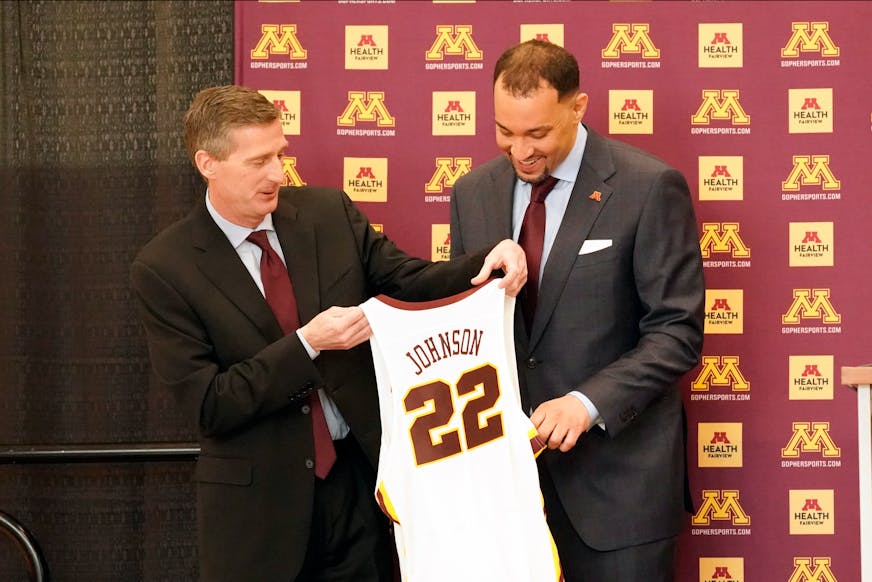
(450, 127), (704, 550)
(132, 187), (488, 581)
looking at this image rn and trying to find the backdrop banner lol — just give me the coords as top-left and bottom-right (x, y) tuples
(235, 2), (871, 580)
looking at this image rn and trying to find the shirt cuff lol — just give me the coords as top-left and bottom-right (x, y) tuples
(296, 329), (320, 360)
(568, 391), (605, 431)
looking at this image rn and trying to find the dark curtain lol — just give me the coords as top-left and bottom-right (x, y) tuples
(0, 1), (233, 579)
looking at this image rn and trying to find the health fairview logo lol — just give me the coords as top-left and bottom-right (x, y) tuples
(424, 157), (472, 202)
(343, 158), (387, 203)
(789, 89), (833, 134)
(424, 25), (484, 70)
(699, 558), (744, 582)
(432, 92), (475, 136)
(250, 24), (308, 69)
(787, 557), (838, 582)
(336, 91), (396, 137)
(692, 490), (751, 528)
(691, 356), (750, 398)
(781, 22), (840, 69)
(782, 289), (841, 334)
(705, 290), (743, 334)
(782, 421), (840, 460)
(259, 90), (300, 135)
(698, 423), (742, 468)
(281, 157), (305, 187)
(601, 23), (661, 69)
(609, 90), (653, 134)
(345, 25), (388, 70)
(698, 23), (743, 68)
(789, 355), (834, 400)
(700, 223), (750, 269)
(699, 156), (743, 201)
(790, 490), (834, 535)
(520, 24), (564, 46)
(789, 222), (833, 267)
(431, 225), (451, 261)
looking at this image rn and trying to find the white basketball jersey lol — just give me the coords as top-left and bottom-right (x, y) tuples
(360, 279), (562, 582)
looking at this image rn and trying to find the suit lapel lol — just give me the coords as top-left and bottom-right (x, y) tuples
(486, 161), (517, 241)
(190, 202), (284, 341)
(272, 196), (320, 325)
(529, 129), (615, 347)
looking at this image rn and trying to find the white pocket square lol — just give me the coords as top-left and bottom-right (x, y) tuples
(578, 239), (613, 255)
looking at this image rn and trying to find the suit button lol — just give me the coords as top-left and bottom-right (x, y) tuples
(304, 458), (314, 469)
(301, 404), (311, 415)
(526, 357), (538, 369)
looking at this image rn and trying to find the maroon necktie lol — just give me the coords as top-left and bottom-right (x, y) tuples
(517, 176), (559, 332)
(247, 230), (336, 479)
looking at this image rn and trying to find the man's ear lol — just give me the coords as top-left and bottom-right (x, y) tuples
(194, 149), (216, 179)
(573, 92), (589, 123)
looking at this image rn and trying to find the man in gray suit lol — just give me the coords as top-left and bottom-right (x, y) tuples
(450, 40), (705, 581)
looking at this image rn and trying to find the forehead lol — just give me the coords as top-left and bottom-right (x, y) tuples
(494, 83), (565, 129)
(226, 121), (287, 155)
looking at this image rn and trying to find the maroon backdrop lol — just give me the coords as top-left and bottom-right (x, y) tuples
(235, 2), (871, 580)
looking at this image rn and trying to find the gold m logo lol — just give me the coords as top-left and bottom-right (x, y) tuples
(699, 223), (751, 259)
(782, 422), (840, 458)
(425, 25), (483, 61)
(425, 157), (472, 193)
(337, 92), (395, 127)
(788, 557), (838, 582)
(782, 289), (840, 325)
(602, 24), (660, 59)
(782, 22), (840, 58)
(282, 157), (305, 187)
(251, 25), (307, 60)
(692, 90), (750, 125)
(782, 155), (840, 191)
(692, 356), (750, 392)
(692, 490), (751, 526)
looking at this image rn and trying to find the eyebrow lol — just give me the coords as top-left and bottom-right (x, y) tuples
(495, 120), (552, 135)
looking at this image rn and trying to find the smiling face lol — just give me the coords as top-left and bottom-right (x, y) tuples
(494, 76), (587, 185)
(195, 119), (288, 228)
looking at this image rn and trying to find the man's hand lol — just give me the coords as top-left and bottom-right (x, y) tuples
(299, 306), (371, 352)
(470, 239), (528, 297)
(530, 395), (592, 452)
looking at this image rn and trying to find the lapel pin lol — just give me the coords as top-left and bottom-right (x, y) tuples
(589, 190), (602, 202)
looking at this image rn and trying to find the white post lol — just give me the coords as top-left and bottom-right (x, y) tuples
(843, 366), (872, 582)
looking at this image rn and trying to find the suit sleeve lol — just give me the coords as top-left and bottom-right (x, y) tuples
(581, 168), (705, 436)
(130, 256), (323, 437)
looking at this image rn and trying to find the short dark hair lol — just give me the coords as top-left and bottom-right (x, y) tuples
(183, 85), (281, 163)
(493, 40), (580, 101)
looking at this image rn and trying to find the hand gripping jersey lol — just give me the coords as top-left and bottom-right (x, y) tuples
(360, 279), (562, 582)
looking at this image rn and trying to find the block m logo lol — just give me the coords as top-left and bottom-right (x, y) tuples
(782, 289), (840, 325)
(782, 22), (840, 57)
(692, 356), (750, 391)
(337, 92), (395, 127)
(692, 490), (751, 526)
(782, 155), (840, 191)
(602, 24), (660, 59)
(782, 422), (840, 458)
(787, 557), (838, 582)
(251, 25), (307, 60)
(426, 25), (483, 61)
(692, 90), (750, 125)
(425, 157), (472, 193)
(282, 158), (305, 187)
(699, 223), (751, 258)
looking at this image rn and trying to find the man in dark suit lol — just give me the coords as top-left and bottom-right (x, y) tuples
(449, 40), (705, 581)
(130, 85), (527, 582)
